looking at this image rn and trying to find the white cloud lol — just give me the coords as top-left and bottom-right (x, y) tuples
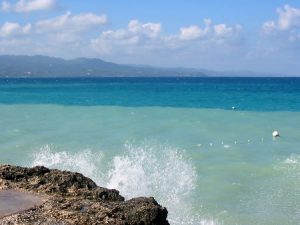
(277, 5), (300, 30)
(128, 20), (162, 37)
(262, 5), (300, 34)
(262, 21), (276, 35)
(179, 19), (212, 41)
(214, 24), (232, 37)
(0, 23), (19, 37)
(91, 20), (166, 56)
(0, 11), (107, 40)
(0, 11), (108, 57)
(95, 19), (162, 49)
(36, 11), (107, 33)
(1, 0), (57, 13)
(180, 25), (203, 40)
(22, 23), (32, 33)
(1, 1), (10, 11)
(179, 19), (242, 42)
(90, 18), (243, 59)
(15, 0), (56, 13)
(0, 22), (31, 37)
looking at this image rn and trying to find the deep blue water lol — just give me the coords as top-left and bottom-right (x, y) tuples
(0, 77), (300, 111)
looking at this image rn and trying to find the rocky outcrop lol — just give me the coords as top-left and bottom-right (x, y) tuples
(0, 164), (169, 225)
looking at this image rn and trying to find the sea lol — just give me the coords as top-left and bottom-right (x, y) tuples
(0, 77), (300, 225)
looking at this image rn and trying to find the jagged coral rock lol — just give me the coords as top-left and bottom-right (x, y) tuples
(0, 164), (169, 225)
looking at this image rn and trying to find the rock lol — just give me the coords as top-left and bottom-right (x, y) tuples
(0, 164), (169, 225)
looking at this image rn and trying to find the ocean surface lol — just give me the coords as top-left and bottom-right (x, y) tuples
(1, 77), (300, 225)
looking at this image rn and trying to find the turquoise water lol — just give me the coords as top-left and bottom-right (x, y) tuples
(1, 78), (300, 225)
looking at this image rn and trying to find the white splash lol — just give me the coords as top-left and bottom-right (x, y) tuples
(31, 145), (105, 183)
(284, 155), (299, 165)
(280, 154), (300, 177)
(276, 154), (300, 179)
(31, 143), (221, 225)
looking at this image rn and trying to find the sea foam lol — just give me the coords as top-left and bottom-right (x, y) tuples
(31, 143), (220, 225)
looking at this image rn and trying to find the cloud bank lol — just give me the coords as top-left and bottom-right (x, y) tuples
(0, 3), (299, 75)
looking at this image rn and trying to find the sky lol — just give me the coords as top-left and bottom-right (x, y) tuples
(0, 0), (300, 75)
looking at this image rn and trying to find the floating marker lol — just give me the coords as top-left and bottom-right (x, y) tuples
(272, 131), (280, 137)
(232, 106), (236, 110)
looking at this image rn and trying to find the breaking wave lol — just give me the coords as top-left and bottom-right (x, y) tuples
(31, 143), (220, 225)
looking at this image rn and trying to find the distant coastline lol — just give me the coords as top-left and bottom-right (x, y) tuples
(0, 55), (205, 78)
(0, 55), (292, 78)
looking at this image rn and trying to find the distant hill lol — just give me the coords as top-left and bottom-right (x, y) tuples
(0, 55), (206, 77)
(0, 55), (289, 77)
(197, 69), (287, 77)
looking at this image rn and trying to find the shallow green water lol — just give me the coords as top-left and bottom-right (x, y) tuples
(1, 104), (300, 225)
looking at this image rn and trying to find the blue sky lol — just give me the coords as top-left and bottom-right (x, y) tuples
(0, 0), (300, 75)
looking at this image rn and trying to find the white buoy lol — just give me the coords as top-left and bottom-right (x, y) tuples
(272, 131), (280, 137)
(232, 106), (236, 110)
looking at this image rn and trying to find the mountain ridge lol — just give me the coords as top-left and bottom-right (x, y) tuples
(0, 55), (291, 77)
(0, 55), (206, 77)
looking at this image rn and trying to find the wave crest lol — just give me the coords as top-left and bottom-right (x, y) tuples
(31, 143), (220, 225)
